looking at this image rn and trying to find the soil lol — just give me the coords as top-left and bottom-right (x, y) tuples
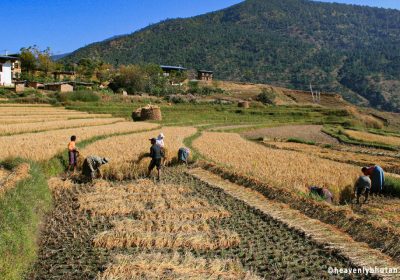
(242, 124), (339, 144)
(29, 167), (369, 280)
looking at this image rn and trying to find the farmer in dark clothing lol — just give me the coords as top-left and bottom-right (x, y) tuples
(147, 138), (164, 180)
(82, 156), (109, 181)
(362, 166), (385, 194)
(354, 173), (371, 204)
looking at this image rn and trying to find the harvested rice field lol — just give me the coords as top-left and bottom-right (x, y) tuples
(29, 168), (369, 280)
(0, 121), (158, 161)
(242, 124), (339, 144)
(0, 117), (125, 135)
(266, 141), (400, 174)
(345, 129), (400, 147)
(81, 126), (196, 180)
(194, 132), (359, 201)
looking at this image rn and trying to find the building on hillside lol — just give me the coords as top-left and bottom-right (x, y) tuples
(53, 71), (76, 81)
(44, 82), (73, 92)
(197, 70), (213, 81)
(160, 65), (187, 77)
(28, 81), (45, 89)
(0, 56), (21, 86)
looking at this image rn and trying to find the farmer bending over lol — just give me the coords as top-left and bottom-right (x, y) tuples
(147, 138), (164, 180)
(308, 186), (333, 204)
(354, 170), (371, 204)
(82, 155), (109, 181)
(362, 165), (385, 195)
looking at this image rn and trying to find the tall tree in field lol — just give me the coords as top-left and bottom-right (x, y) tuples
(36, 47), (55, 75)
(19, 47), (37, 74)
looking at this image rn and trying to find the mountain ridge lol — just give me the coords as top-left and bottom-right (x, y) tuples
(63, 0), (400, 111)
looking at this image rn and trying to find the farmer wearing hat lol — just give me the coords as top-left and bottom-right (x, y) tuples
(82, 155), (109, 181)
(147, 137), (164, 180)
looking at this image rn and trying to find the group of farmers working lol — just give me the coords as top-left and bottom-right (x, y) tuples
(67, 132), (385, 204)
(309, 165), (385, 204)
(66, 133), (190, 181)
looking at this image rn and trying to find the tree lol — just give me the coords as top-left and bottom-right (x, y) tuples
(36, 47), (55, 76)
(19, 47), (37, 74)
(110, 65), (146, 94)
(76, 58), (98, 81)
(96, 62), (113, 84)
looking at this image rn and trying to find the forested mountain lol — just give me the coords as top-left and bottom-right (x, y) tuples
(63, 0), (400, 111)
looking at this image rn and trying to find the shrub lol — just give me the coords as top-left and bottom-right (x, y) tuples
(256, 88), (276, 104)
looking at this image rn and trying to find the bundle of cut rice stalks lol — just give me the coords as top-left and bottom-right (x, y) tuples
(98, 252), (262, 280)
(94, 229), (240, 250)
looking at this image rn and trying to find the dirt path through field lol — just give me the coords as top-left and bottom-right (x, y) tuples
(188, 167), (400, 279)
(28, 167), (371, 279)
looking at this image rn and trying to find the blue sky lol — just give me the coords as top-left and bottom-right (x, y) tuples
(2, 0), (399, 55)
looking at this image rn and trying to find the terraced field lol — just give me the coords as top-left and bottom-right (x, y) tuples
(266, 141), (400, 174)
(193, 132), (359, 201)
(242, 124), (338, 144)
(2, 104), (400, 279)
(345, 129), (400, 147)
(28, 168), (368, 279)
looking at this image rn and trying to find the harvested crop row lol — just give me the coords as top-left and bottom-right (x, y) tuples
(267, 141), (400, 174)
(79, 192), (209, 216)
(0, 117), (125, 135)
(91, 179), (191, 195)
(0, 113), (113, 122)
(0, 163), (30, 197)
(194, 132), (360, 201)
(0, 107), (82, 114)
(0, 104), (52, 107)
(137, 206), (231, 221)
(81, 126), (197, 180)
(98, 252), (261, 280)
(345, 129), (400, 147)
(108, 218), (211, 233)
(0, 122), (158, 161)
(94, 228), (240, 250)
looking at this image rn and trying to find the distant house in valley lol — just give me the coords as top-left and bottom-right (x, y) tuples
(28, 81), (45, 89)
(197, 70), (213, 81)
(53, 71), (76, 81)
(44, 82), (73, 92)
(160, 65), (187, 77)
(0, 56), (21, 86)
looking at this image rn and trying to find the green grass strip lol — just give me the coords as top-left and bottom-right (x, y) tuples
(0, 160), (52, 280)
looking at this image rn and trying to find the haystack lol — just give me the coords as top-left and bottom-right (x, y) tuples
(238, 101), (249, 108)
(131, 108), (142, 121)
(132, 105), (162, 121)
(141, 105), (162, 121)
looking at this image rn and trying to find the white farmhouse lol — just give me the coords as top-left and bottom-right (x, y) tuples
(0, 56), (21, 86)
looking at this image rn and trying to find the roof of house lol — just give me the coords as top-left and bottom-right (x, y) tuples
(198, 70), (213, 73)
(160, 65), (187, 71)
(0, 56), (20, 62)
(44, 82), (72, 86)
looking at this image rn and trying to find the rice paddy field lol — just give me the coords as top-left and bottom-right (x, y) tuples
(193, 132), (360, 201)
(1, 104), (400, 279)
(345, 129), (400, 147)
(266, 141), (400, 174)
(80, 126), (196, 180)
(28, 169), (368, 280)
